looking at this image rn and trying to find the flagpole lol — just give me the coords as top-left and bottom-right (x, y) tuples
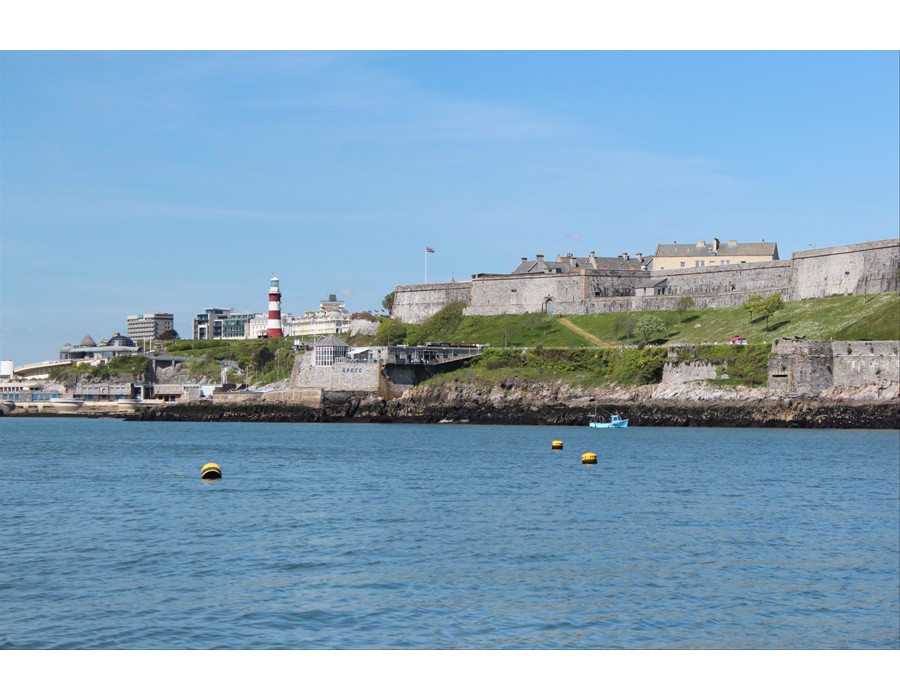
(425, 247), (428, 283)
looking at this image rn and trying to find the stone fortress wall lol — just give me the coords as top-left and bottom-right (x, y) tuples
(768, 339), (899, 395)
(660, 339), (899, 396)
(292, 361), (383, 392)
(392, 238), (900, 323)
(392, 281), (473, 324)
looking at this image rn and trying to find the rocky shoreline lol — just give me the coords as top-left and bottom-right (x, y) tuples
(124, 379), (900, 429)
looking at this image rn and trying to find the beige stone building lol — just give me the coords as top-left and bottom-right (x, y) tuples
(651, 238), (778, 270)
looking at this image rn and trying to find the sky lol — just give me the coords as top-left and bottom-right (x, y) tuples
(1, 50), (898, 365)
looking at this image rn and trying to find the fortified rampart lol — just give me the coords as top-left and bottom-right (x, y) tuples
(662, 359), (719, 384)
(392, 281), (472, 324)
(392, 238), (900, 322)
(212, 388), (324, 408)
(293, 363), (383, 392)
(768, 339), (899, 396)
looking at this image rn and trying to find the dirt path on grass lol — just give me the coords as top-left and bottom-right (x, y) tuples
(557, 317), (610, 346)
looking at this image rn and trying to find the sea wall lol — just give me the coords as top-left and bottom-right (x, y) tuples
(213, 388), (324, 408)
(768, 339), (899, 395)
(392, 238), (900, 321)
(289, 356), (474, 395)
(292, 362), (383, 392)
(662, 360), (720, 384)
(832, 341), (900, 388)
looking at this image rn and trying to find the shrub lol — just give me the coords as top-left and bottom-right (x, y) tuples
(375, 318), (409, 346)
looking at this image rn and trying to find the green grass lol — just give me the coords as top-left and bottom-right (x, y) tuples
(362, 308), (589, 348)
(565, 292), (899, 345)
(434, 311), (587, 347)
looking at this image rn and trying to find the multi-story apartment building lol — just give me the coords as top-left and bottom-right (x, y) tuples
(193, 309), (257, 340)
(126, 313), (175, 341)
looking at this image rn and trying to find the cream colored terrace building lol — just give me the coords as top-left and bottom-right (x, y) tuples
(652, 238), (779, 270)
(287, 295), (351, 339)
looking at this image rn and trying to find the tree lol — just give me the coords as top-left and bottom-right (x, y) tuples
(159, 329), (179, 340)
(621, 313), (636, 344)
(743, 294), (765, 322)
(251, 345), (276, 372)
(382, 291), (396, 314)
(374, 318), (408, 346)
(676, 296), (694, 322)
(759, 293), (784, 331)
(634, 314), (666, 347)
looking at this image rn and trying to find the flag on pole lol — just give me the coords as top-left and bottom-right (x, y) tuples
(426, 247), (435, 253)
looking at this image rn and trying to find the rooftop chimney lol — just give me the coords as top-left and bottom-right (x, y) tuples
(536, 254), (544, 261)
(696, 240), (706, 248)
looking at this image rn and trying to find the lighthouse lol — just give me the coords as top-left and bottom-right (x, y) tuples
(267, 274), (284, 338)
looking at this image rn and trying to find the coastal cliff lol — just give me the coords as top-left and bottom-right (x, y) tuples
(129, 379), (900, 429)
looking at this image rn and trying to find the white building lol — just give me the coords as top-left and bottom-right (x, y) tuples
(288, 294), (351, 339)
(126, 313), (175, 341)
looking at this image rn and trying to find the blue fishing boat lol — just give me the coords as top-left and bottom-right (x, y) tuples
(589, 410), (629, 428)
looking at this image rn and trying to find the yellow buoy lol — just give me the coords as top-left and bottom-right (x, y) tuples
(201, 462), (221, 480)
(581, 452), (597, 465)
(551, 440), (564, 450)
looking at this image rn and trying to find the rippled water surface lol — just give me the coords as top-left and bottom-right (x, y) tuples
(1, 418), (897, 649)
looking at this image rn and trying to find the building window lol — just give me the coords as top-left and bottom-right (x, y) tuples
(680, 261), (685, 268)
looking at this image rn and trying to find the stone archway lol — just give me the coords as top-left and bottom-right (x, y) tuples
(544, 297), (554, 314)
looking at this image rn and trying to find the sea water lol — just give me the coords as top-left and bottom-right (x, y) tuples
(1, 418), (897, 649)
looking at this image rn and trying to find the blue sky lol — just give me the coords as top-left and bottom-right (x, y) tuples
(1, 51), (898, 365)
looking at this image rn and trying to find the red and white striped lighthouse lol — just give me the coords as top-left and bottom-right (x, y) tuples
(267, 274), (284, 338)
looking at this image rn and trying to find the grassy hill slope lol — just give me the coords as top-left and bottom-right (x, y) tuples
(370, 292), (898, 349)
(565, 292), (899, 346)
